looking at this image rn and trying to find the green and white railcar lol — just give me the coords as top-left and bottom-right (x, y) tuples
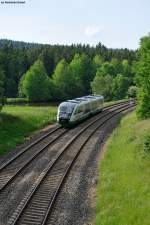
(57, 95), (104, 127)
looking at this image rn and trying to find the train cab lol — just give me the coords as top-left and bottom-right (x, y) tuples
(57, 102), (76, 124)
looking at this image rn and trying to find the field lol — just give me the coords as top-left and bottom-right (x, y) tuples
(95, 111), (150, 225)
(0, 106), (57, 155)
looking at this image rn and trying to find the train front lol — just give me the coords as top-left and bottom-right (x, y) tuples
(57, 102), (76, 126)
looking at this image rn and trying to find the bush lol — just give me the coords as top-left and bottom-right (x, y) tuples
(0, 97), (6, 111)
(143, 135), (150, 154)
(136, 89), (150, 119)
(6, 98), (28, 105)
(127, 86), (137, 98)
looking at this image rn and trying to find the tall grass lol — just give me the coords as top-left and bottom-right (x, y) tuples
(95, 111), (150, 225)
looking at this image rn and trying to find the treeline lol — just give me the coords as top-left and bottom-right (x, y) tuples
(19, 54), (137, 103)
(0, 39), (136, 99)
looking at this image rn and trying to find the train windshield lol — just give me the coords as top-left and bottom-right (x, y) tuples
(59, 106), (67, 112)
(59, 103), (76, 114)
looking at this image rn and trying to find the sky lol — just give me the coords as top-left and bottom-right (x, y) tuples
(0, 0), (150, 49)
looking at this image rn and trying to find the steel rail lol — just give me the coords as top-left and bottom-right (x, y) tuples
(0, 125), (61, 171)
(0, 129), (68, 191)
(8, 102), (135, 225)
(42, 103), (135, 225)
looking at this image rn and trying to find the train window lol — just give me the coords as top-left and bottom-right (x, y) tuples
(74, 106), (83, 114)
(69, 105), (75, 114)
(59, 106), (67, 112)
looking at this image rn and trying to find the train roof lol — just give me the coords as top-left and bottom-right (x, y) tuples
(66, 95), (103, 104)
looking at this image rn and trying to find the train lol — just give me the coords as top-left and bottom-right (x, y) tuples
(57, 95), (104, 127)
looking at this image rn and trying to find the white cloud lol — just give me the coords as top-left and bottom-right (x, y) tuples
(85, 26), (100, 37)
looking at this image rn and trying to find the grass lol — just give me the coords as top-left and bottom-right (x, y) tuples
(0, 106), (57, 155)
(95, 111), (150, 225)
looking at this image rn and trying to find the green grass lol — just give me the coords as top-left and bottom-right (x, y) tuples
(0, 106), (57, 155)
(95, 111), (150, 225)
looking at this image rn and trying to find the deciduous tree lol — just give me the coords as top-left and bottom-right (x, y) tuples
(112, 74), (130, 100)
(20, 60), (51, 102)
(52, 59), (83, 100)
(135, 34), (150, 118)
(91, 70), (113, 101)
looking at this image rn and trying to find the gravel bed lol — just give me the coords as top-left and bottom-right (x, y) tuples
(0, 122), (92, 225)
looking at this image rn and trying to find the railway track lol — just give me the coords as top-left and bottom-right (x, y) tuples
(4, 101), (135, 225)
(0, 100), (132, 192)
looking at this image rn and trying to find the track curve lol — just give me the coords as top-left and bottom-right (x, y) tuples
(5, 101), (135, 225)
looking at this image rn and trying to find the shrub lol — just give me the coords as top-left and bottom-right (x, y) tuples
(6, 98), (28, 105)
(127, 86), (137, 98)
(143, 135), (150, 154)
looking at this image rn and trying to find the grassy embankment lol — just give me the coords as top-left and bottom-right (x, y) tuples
(95, 111), (150, 225)
(0, 106), (57, 155)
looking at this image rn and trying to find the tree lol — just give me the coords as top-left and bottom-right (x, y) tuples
(70, 53), (93, 94)
(0, 68), (5, 111)
(97, 61), (115, 77)
(112, 74), (130, 100)
(91, 70), (113, 101)
(20, 60), (51, 102)
(93, 54), (104, 72)
(18, 74), (26, 97)
(52, 59), (83, 100)
(135, 34), (150, 118)
(110, 58), (123, 75)
(5, 78), (17, 97)
(39, 47), (55, 76)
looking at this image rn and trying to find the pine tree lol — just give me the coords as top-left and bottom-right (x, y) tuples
(0, 68), (5, 111)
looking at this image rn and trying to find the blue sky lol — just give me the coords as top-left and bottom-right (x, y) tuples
(0, 0), (149, 49)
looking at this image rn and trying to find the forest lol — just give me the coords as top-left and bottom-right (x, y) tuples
(0, 39), (136, 99)
(0, 35), (150, 119)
